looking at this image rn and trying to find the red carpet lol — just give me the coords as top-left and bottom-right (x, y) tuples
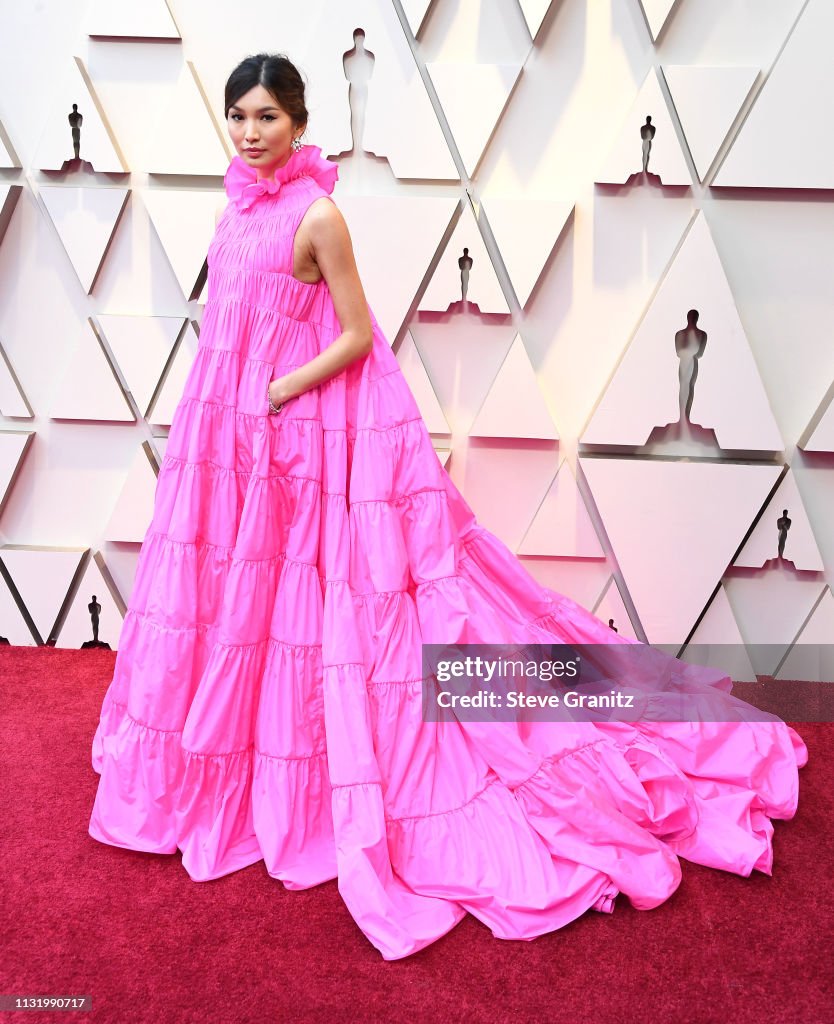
(1, 646), (831, 1024)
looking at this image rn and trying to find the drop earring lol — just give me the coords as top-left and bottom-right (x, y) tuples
(291, 136), (303, 153)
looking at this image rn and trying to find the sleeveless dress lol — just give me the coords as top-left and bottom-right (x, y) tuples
(88, 145), (809, 961)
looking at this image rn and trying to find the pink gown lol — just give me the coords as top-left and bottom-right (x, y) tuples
(89, 145), (809, 961)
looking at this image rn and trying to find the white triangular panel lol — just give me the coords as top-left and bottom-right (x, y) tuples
(105, 444), (158, 543)
(638, 0), (678, 41)
(582, 212), (784, 452)
(39, 186), (129, 294)
(145, 61), (229, 175)
(142, 189), (218, 300)
(147, 323), (199, 426)
(735, 471), (824, 571)
(337, 195), (457, 343)
(662, 65), (759, 181)
(480, 197), (573, 307)
(433, 443), (452, 468)
(400, 0), (434, 35)
(0, 185), (23, 246)
(97, 314), (184, 417)
(0, 122), (19, 168)
(50, 321), (134, 421)
(411, 321), (516, 435)
(55, 555), (126, 649)
(0, 547), (87, 643)
(518, 458), (603, 558)
(33, 58), (126, 172)
(776, 588), (834, 681)
(591, 577), (638, 640)
(470, 335), (558, 439)
(304, 2), (457, 180)
(456, 447), (554, 552)
(799, 379), (834, 452)
(580, 458), (781, 645)
(418, 202), (509, 314)
(0, 431), (33, 517)
(596, 69), (691, 185)
(0, 572), (35, 644)
(518, 0), (555, 39)
(715, 0), (834, 189)
(425, 62), (522, 177)
(0, 343), (33, 417)
(87, 0), (180, 38)
(523, 559), (610, 613)
(680, 585), (758, 683)
(725, 575), (826, 677)
(396, 332), (450, 434)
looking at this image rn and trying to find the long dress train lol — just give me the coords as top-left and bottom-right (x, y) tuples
(88, 145), (808, 961)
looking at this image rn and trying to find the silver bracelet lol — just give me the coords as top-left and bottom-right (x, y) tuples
(267, 385), (284, 415)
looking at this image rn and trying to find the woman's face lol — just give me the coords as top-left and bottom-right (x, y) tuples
(226, 84), (301, 178)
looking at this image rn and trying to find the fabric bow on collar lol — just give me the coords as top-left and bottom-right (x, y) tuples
(224, 144), (339, 210)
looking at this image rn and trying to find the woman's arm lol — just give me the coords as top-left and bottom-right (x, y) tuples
(269, 198), (374, 408)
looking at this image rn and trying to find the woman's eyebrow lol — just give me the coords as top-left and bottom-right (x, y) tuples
(229, 105), (280, 112)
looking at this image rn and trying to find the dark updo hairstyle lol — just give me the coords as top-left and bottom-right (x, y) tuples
(224, 53), (309, 134)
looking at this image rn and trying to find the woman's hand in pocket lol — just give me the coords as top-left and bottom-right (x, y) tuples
(268, 374), (295, 412)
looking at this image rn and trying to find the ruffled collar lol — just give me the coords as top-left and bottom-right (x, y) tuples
(224, 144), (339, 210)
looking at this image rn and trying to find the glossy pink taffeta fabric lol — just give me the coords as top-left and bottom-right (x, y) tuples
(89, 145), (809, 960)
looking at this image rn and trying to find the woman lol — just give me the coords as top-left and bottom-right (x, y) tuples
(89, 53), (808, 961)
